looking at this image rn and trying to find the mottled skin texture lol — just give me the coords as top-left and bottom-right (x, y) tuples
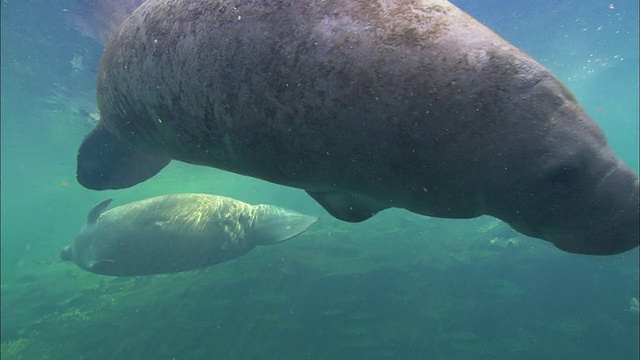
(60, 194), (317, 276)
(78, 0), (639, 255)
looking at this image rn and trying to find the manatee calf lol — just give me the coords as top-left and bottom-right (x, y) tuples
(60, 194), (317, 276)
(77, 0), (638, 255)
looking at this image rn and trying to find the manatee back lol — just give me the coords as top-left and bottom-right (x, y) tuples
(95, 0), (556, 212)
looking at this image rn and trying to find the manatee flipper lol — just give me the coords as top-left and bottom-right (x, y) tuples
(76, 125), (171, 190)
(88, 198), (113, 224)
(60, 246), (73, 261)
(306, 191), (389, 222)
(251, 205), (318, 245)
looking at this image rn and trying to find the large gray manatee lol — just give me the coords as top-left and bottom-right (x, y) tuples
(77, 0), (639, 255)
(60, 194), (318, 276)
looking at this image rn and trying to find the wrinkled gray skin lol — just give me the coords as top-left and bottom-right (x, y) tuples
(77, 0), (639, 255)
(60, 194), (317, 276)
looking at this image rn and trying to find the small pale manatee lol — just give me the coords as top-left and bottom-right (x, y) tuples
(60, 193), (317, 276)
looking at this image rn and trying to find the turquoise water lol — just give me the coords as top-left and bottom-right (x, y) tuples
(1, 0), (638, 359)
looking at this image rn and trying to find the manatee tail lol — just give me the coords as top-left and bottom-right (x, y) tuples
(250, 205), (318, 245)
(77, 125), (170, 190)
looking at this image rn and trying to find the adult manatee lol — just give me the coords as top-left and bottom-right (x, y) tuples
(60, 194), (318, 276)
(77, 0), (639, 255)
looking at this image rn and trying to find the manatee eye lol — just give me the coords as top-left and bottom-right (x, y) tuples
(545, 164), (581, 188)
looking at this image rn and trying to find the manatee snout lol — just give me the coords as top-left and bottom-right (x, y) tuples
(587, 164), (639, 254)
(551, 162), (639, 255)
(494, 155), (638, 255)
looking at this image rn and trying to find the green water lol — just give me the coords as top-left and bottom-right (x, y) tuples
(1, 0), (638, 359)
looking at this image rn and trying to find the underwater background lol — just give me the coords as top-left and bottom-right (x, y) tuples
(1, 0), (638, 359)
